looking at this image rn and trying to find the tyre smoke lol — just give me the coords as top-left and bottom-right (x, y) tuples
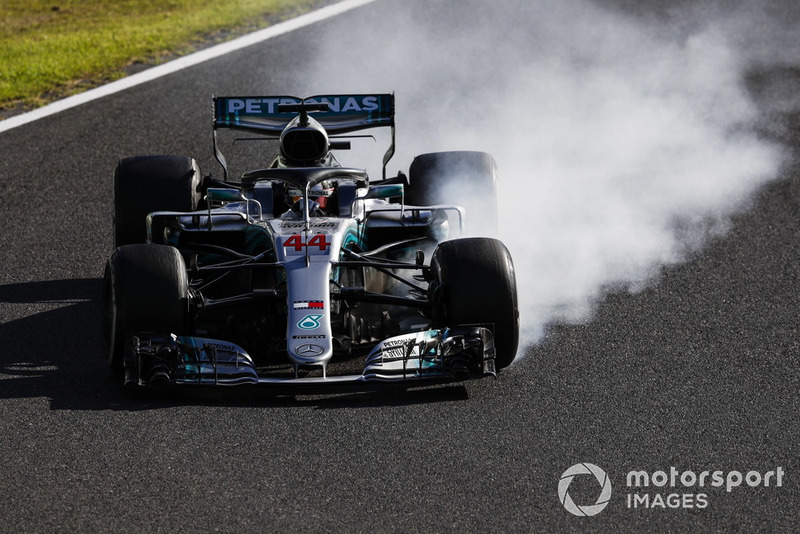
(305, 0), (789, 350)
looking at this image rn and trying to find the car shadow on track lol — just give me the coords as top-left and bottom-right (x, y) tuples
(127, 384), (472, 409)
(0, 278), (135, 410)
(0, 278), (471, 410)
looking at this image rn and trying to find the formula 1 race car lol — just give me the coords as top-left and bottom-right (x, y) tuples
(102, 93), (518, 392)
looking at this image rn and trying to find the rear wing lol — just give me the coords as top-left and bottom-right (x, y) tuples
(212, 94), (395, 179)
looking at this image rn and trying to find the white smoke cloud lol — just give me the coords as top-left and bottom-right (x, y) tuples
(304, 0), (788, 347)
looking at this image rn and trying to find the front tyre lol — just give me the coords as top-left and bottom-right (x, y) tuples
(102, 244), (189, 373)
(430, 237), (519, 368)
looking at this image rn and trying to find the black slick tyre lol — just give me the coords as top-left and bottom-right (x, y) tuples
(407, 151), (499, 237)
(102, 244), (189, 373)
(113, 155), (202, 247)
(430, 237), (519, 368)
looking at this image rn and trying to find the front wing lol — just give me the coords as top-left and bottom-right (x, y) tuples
(123, 327), (497, 392)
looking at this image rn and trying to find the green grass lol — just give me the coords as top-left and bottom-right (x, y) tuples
(0, 0), (321, 111)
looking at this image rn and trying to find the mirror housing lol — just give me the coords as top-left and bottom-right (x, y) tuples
(364, 184), (404, 200)
(206, 188), (245, 203)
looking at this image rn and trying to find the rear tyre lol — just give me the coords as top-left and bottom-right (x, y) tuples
(430, 237), (519, 368)
(102, 244), (189, 373)
(407, 151), (499, 237)
(113, 155), (202, 247)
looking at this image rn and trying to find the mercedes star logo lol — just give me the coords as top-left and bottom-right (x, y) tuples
(297, 344), (324, 356)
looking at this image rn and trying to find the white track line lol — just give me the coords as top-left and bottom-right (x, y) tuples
(0, 0), (378, 134)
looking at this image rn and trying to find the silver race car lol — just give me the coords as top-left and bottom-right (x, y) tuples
(102, 94), (518, 392)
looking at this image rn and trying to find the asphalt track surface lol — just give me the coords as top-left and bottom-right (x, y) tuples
(1, 0), (799, 532)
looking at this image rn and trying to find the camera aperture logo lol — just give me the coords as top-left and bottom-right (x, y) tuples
(558, 463), (612, 516)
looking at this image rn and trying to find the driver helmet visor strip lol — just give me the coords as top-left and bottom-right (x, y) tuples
(288, 183), (334, 208)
